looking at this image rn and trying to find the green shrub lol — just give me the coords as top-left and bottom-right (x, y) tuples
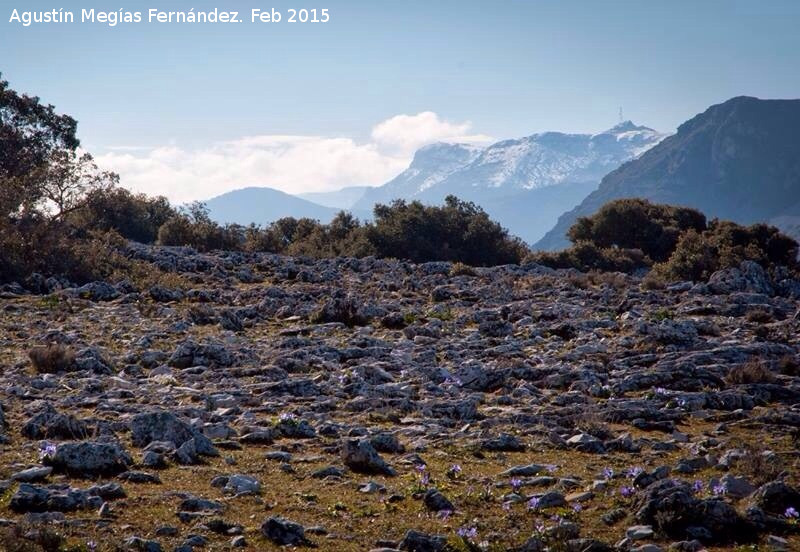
(366, 196), (527, 266)
(567, 198), (706, 262)
(543, 198), (798, 283)
(529, 241), (647, 273)
(650, 220), (799, 282)
(70, 187), (175, 243)
(157, 203), (242, 252)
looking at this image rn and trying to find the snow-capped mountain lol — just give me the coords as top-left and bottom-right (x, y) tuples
(353, 142), (482, 209)
(417, 121), (664, 201)
(354, 121), (665, 244)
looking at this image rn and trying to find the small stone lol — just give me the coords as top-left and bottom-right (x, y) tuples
(261, 516), (308, 546)
(627, 525), (655, 540)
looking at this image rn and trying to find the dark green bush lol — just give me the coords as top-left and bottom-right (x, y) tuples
(241, 200), (523, 266)
(366, 196), (526, 266)
(70, 187), (175, 243)
(567, 198), (706, 262)
(529, 241), (647, 273)
(650, 219), (799, 282)
(157, 203), (242, 252)
(542, 198), (798, 282)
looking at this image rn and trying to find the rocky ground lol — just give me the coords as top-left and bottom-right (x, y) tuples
(1, 243), (799, 551)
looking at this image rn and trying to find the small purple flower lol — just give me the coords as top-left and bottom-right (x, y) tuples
(527, 496), (540, 510)
(278, 412), (296, 422)
(39, 442), (57, 460)
(447, 463), (462, 479)
(502, 501), (512, 512)
(602, 467), (614, 480)
(712, 483), (726, 496)
(87, 541), (97, 552)
(457, 526), (478, 540)
(784, 506), (798, 519)
(620, 486), (635, 498)
(692, 479), (704, 493)
(510, 478), (522, 491)
(421, 473), (430, 486)
(654, 386), (668, 396)
(572, 503), (583, 513)
(415, 464), (427, 473)
(437, 509), (453, 521)
(534, 522), (545, 534)
(545, 464), (558, 473)
(627, 466), (644, 479)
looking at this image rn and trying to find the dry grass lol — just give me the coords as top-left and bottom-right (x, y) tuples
(27, 344), (75, 374)
(745, 308), (774, 324)
(725, 360), (776, 385)
(450, 262), (478, 278)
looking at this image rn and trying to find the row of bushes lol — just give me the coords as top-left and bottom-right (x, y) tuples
(530, 199), (799, 283)
(155, 196), (527, 266)
(1, 74), (797, 286)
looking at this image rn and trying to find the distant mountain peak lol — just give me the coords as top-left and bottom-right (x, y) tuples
(604, 120), (652, 134)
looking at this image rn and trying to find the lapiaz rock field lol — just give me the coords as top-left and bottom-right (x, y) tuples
(1, 244), (800, 551)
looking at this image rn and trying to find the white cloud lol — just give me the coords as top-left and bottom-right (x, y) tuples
(371, 111), (491, 154)
(94, 112), (490, 204)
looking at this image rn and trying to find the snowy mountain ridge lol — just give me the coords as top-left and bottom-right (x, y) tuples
(355, 121), (665, 211)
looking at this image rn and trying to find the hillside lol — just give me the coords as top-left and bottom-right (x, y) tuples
(2, 244), (800, 550)
(537, 96), (800, 250)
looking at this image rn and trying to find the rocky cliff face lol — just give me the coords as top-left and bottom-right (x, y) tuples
(537, 96), (800, 250)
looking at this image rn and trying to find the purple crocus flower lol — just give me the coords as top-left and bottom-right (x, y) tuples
(627, 466), (643, 478)
(527, 496), (540, 510)
(457, 526), (478, 539)
(572, 503), (583, 513)
(785, 506), (798, 519)
(602, 467), (614, 479)
(39, 442), (57, 460)
(692, 480), (704, 493)
(712, 483), (726, 496)
(510, 478), (522, 491)
(620, 486), (635, 498)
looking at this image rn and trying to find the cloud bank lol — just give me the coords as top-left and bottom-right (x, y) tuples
(95, 112), (490, 204)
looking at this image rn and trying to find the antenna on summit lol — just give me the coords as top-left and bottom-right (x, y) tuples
(619, 107), (624, 123)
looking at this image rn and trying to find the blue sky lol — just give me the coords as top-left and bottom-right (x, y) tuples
(2, 0), (799, 200)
